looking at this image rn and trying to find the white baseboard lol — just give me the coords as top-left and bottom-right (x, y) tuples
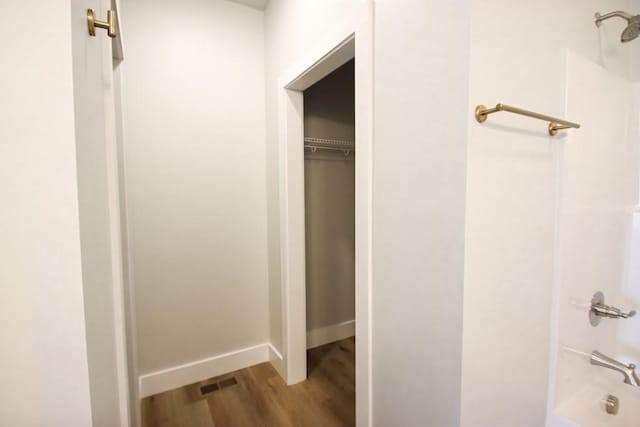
(139, 343), (270, 398)
(307, 320), (355, 349)
(138, 323), (355, 399)
(267, 343), (285, 379)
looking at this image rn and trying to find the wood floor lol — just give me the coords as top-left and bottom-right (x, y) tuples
(141, 338), (355, 427)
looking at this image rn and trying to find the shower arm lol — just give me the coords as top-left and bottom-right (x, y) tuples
(595, 11), (634, 26)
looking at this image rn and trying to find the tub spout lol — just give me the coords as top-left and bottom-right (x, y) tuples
(591, 350), (640, 387)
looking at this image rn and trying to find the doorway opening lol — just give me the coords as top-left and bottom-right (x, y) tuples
(278, 35), (355, 385)
(279, 26), (373, 425)
(303, 60), (356, 376)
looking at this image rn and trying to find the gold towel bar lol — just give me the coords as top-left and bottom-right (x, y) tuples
(475, 103), (580, 136)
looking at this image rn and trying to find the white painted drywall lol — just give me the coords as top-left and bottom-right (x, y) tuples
(304, 60), (356, 332)
(120, 0), (269, 375)
(264, 3), (372, 424)
(462, 1), (637, 426)
(0, 1), (93, 425)
(304, 60), (356, 142)
(372, 1), (470, 425)
(227, 0), (268, 10)
(264, 0), (363, 360)
(266, 2), (468, 425)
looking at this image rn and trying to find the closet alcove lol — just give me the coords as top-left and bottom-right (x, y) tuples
(303, 59), (356, 356)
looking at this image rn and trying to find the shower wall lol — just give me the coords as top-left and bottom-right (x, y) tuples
(549, 51), (639, 427)
(462, 1), (637, 426)
(635, 0), (640, 79)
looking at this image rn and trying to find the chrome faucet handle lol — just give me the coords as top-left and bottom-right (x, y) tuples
(590, 291), (637, 326)
(593, 304), (637, 318)
(620, 310), (637, 319)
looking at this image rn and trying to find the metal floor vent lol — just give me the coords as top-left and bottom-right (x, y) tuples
(199, 377), (237, 396)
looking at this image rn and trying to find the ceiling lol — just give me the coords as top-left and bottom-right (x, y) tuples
(227, 0), (268, 10)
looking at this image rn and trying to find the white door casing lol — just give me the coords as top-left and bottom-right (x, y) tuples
(277, 3), (374, 425)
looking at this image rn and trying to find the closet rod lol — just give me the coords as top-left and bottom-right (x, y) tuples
(304, 145), (354, 155)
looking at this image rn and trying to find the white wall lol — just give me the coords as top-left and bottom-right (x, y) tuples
(304, 61), (356, 332)
(265, 3), (470, 426)
(304, 60), (356, 142)
(304, 157), (355, 331)
(0, 1), (93, 425)
(372, 1), (470, 425)
(264, 0), (364, 362)
(264, 3), (372, 424)
(462, 1), (637, 426)
(121, 0), (269, 375)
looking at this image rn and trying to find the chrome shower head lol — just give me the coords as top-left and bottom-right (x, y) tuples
(621, 15), (640, 42)
(595, 11), (640, 43)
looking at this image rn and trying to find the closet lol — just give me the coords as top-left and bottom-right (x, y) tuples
(303, 59), (356, 352)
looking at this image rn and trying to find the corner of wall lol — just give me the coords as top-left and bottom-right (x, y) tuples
(267, 343), (285, 379)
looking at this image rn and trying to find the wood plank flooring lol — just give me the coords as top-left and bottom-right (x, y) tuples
(141, 338), (355, 427)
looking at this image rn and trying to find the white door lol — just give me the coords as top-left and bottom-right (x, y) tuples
(70, 1), (130, 426)
(0, 1), (129, 425)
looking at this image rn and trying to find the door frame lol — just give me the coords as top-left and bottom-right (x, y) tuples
(102, 1), (137, 425)
(277, 5), (373, 426)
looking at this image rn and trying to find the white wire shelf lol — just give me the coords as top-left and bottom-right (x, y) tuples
(304, 137), (355, 158)
(304, 137), (354, 148)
